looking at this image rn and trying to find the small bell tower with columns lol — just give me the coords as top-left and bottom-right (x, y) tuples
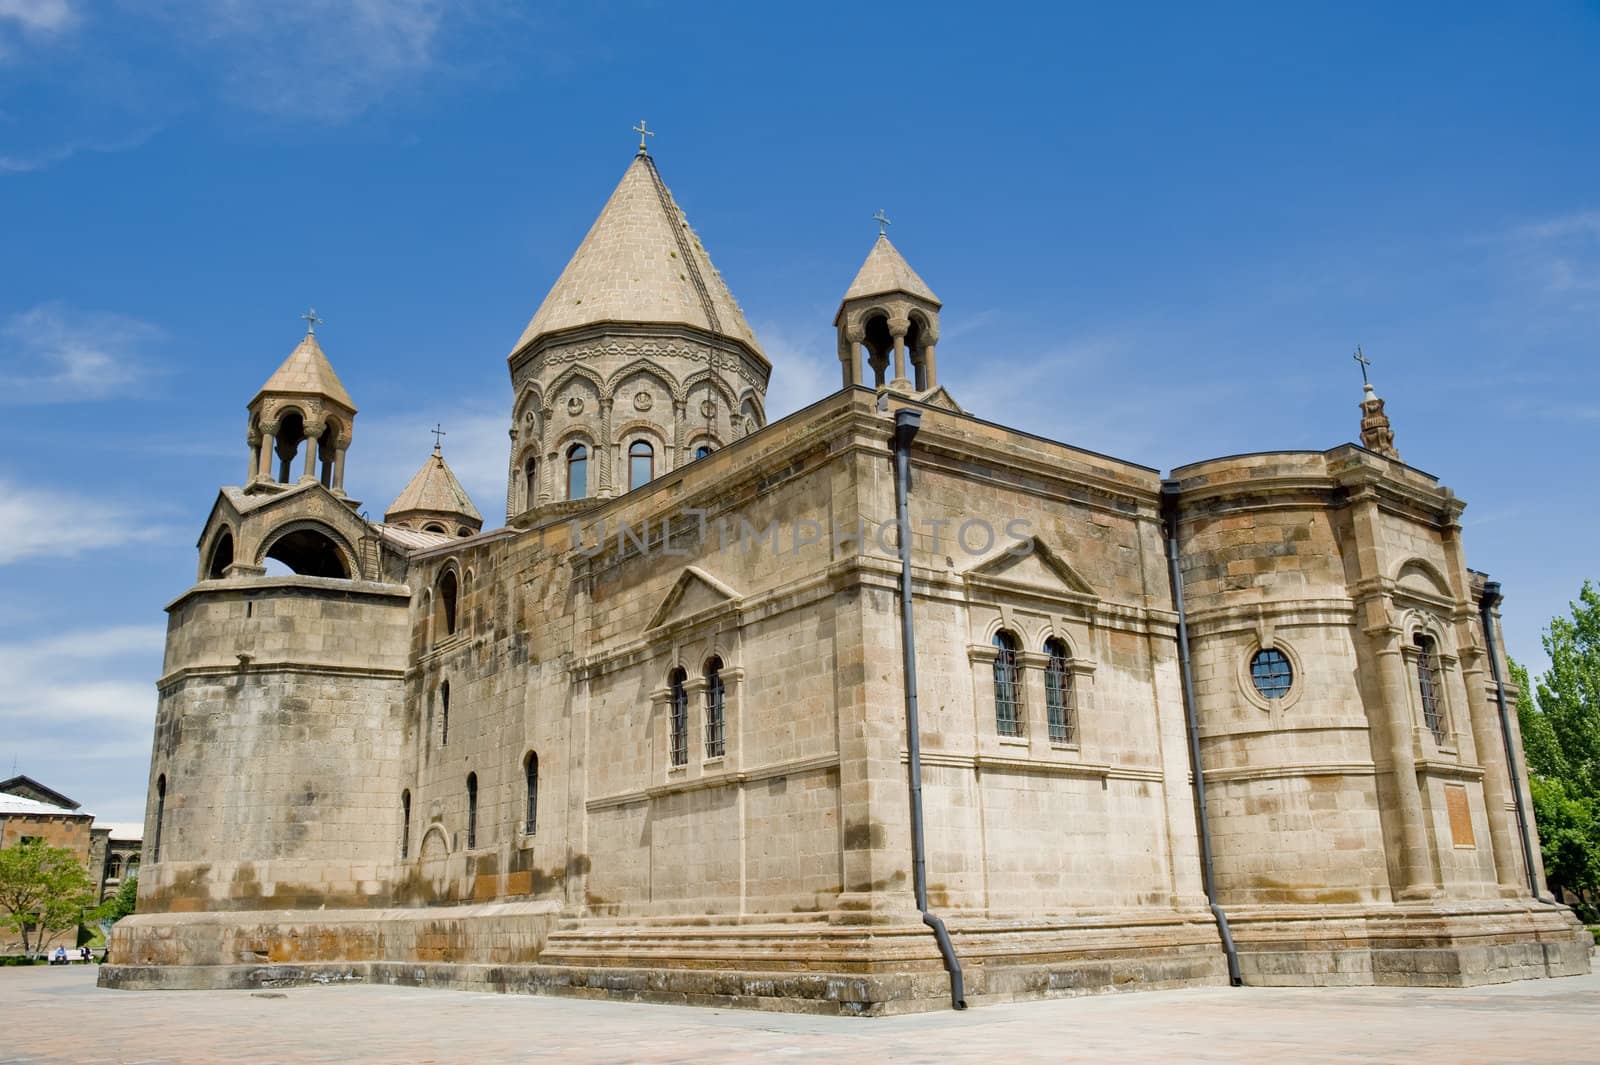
(246, 310), (358, 497)
(836, 212), (942, 394)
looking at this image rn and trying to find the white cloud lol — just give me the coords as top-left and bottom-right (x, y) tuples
(754, 318), (837, 421)
(0, 129), (157, 175)
(1498, 209), (1600, 305)
(0, 0), (76, 33)
(0, 478), (170, 564)
(158, 0), (453, 122)
(0, 623), (160, 820)
(0, 302), (164, 401)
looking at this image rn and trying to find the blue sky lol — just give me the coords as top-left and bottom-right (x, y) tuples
(1, 2), (1596, 820)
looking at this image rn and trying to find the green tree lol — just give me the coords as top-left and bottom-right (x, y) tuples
(96, 874), (138, 924)
(1514, 579), (1600, 919)
(0, 840), (98, 956)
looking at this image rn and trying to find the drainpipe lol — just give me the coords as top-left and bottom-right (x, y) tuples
(892, 408), (967, 1010)
(1477, 581), (1547, 902)
(1161, 480), (1242, 986)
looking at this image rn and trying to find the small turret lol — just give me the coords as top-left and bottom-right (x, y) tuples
(1353, 347), (1400, 461)
(386, 438), (482, 537)
(247, 311), (357, 495)
(836, 216), (942, 394)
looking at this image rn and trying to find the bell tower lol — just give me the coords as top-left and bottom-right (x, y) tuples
(836, 215), (942, 394)
(246, 311), (357, 497)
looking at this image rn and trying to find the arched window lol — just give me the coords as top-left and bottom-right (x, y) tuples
(629, 440), (654, 491)
(436, 569), (458, 636)
(264, 526), (348, 578)
(993, 631), (1023, 737)
(694, 444), (713, 460)
(207, 530), (234, 579)
(400, 790), (411, 859)
(423, 523), (447, 534)
(153, 775), (166, 863)
(523, 455), (538, 507)
(439, 680), (450, 747)
(275, 410), (305, 483)
(107, 855), (122, 880)
(566, 443), (588, 500)
(1044, 638), (1076, 744)
(668, 668), (688, 768)
(466, 772), (478, 849)
(704, 656), (726, 759)
(125, 859), (138, 879)
(1415, 633), (1447, 743)
(523, 752), (538, 835)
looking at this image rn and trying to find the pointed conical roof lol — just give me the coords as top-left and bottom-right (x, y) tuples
(386, 445), (482, 523)
(842, 234), (940, 305)
(511, 154), (765, 360)
(254, 332), (356, 411)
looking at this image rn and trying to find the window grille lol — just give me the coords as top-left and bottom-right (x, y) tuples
(1415, 634), (1447, 743)
(669, 669), (688, 767)
(1044, 638), (1077, 744)
(1250, 648), (1293, 700)
(400, 791), (411, 859)
(993, 631), (1023, 737)
(524, 753), (538, 834)
(705, 657), (726, 759)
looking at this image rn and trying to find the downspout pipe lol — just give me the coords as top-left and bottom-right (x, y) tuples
(1161, 480), (1242, 986)
(1477, 581), (1548, 902)
(892, 408), (967, 1010)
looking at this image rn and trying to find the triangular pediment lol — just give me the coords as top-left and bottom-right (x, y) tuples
(917, 385), (963, 413)
(647, 566), (742, 630)
(964, 537), (1096, 599)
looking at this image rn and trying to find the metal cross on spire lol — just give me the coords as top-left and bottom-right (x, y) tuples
(633, 119), (655, 154)
(430, 423), (446, 452)
(1353, 345), (1372, 386)
(873, 209), (891, 236)
(301, 307), (324, 336)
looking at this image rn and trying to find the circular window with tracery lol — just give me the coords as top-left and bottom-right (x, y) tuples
(1249, 648), (1294, 700)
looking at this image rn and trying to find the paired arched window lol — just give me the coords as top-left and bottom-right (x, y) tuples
(1043, 638), (1077, 744)
(465, 772), (478, 849)
(668, 668), (689, 767)
(704, 656), (726, 759)
(992, 631), (1023, 737)
(1415, 633), (1447, 743)
(566, 444), (588, 500)
(523, 752), (539, 835)
(400, 790), (411, 859)
(153, 774), (166, 863)
(439, 680), (451, 747)
(629, 441), (654, 491)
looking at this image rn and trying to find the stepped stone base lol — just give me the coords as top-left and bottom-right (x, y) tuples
(100, 899), (1589, 1015)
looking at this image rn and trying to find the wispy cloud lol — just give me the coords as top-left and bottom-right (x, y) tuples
(358, 398), (510, 524)
(0, 302), (164, 401)
(1497, 209), (1600, 304)
(754, 318), (837, 421)
(0, 128), (156, 174)
(0, 478), (171, 564)
(0, 0), (79, 60)
(0, 623), (161, 819)
(157, 0), (455, 122)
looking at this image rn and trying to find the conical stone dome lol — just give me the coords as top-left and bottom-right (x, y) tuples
(511, 154), (765, 362)
(385, 445), (482, 535)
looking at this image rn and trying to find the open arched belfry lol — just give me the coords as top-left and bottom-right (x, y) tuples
(105, 139), (1588, 1014)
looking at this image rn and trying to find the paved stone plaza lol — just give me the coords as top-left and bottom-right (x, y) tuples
(8, 962), (1600, 1064)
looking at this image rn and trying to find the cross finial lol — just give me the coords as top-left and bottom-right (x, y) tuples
(1353, 345), (1372, 387)
(430, 423), (446, 452)
(873, 209), (891, 236)
(300, 307), (324, 336)
(633, 119), (655, 154)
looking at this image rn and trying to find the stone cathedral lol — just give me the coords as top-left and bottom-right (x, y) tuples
(104, 143), (1589, 1013)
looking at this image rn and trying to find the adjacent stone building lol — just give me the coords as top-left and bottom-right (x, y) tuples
(102, 144), (1589, 1012)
